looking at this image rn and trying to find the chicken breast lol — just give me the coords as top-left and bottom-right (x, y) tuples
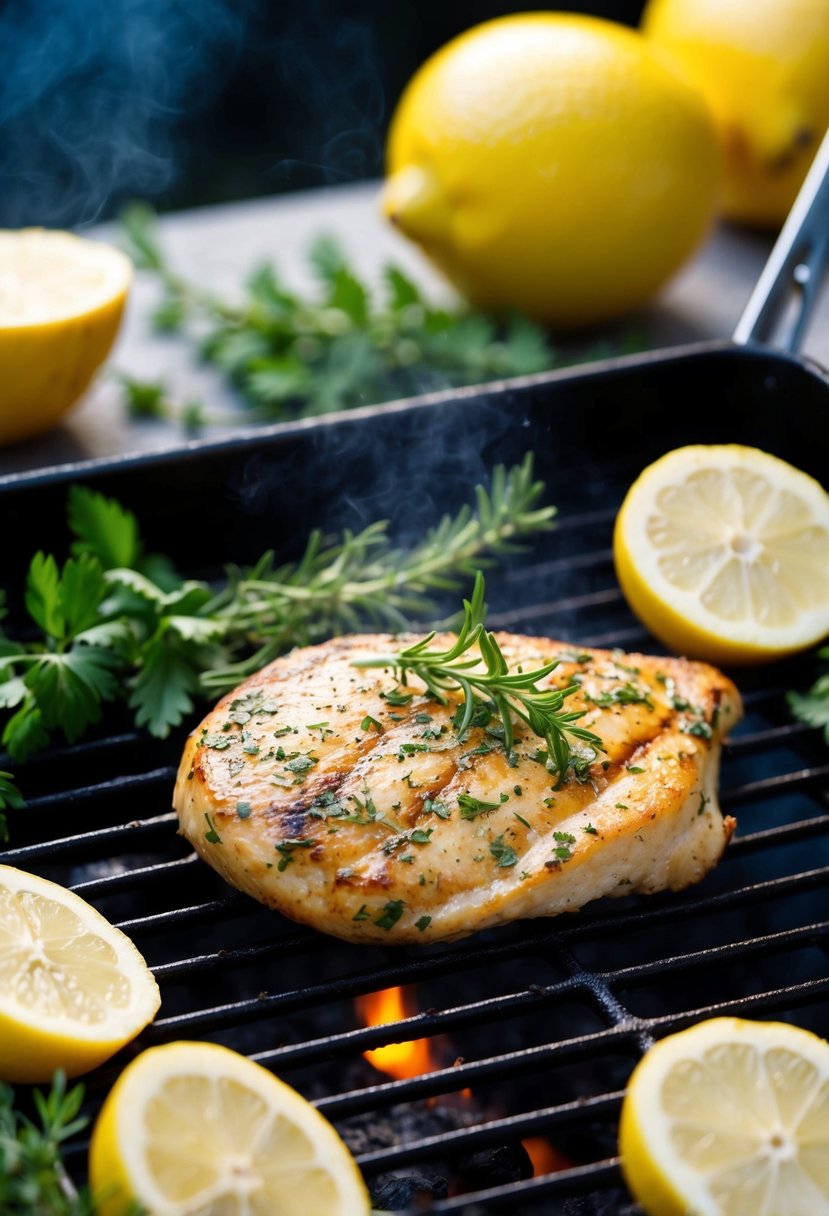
(174, 634), (741, 944)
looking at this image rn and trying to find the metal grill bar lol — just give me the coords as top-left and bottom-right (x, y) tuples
(1, 399), (827, 1215)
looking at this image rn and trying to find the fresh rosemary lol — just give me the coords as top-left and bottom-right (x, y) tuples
(0, 1073), (92, 1215)
(352, 572), (604, 780)
(0, 457), (555, 773)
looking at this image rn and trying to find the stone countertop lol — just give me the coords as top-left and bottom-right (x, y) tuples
(1, 179), (827, 478)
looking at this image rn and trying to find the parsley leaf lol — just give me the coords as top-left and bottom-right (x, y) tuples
(788, 650), (829, 744)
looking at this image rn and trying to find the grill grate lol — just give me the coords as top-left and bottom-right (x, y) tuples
(1, 353), (828, 1214)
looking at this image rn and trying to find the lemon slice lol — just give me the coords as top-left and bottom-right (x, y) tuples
(613, 445), (829, 664)
(619, 1017), (829, 1216)
(0, 864), (160, 1082)
(89, 1040), (371, 1216)
(0, 228), (131, 444)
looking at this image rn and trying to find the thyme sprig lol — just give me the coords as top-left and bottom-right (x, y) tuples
(353, 572), (604, 779)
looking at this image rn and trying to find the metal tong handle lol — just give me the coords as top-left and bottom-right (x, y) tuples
(733, 126), (829, 353)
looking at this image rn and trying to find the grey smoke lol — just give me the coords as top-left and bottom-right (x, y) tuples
(0, 0), (386, 229)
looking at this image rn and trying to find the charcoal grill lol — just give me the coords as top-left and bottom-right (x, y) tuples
(3, 129), (829, 1216)
(1, 330), (828, 1213)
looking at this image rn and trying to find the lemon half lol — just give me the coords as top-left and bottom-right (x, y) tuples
(620, 1017), (829, 1215)
(89, 1040), (371, 1216)
(0, 228), (131, 444)
(613, 445), (829, 664)
(0, 864), (160, 1082)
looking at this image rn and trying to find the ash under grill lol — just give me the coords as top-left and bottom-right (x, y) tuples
(1, 357), (828, 1214)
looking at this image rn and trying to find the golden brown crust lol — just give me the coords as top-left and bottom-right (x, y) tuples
(173, 634), (742, 943)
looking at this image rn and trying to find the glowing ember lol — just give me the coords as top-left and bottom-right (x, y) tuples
(356, 986), (436, 1081)
(521, 1136), (571, 1177)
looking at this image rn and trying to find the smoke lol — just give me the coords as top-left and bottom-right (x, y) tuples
(264, 4), (385, 191)
(0, 0), (388, 229)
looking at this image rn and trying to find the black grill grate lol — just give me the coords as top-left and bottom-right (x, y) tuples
(1, 350), (828, 1214)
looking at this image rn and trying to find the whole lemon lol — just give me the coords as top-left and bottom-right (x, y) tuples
(381, 13), (720, 329)
(643, 0), (829, 229)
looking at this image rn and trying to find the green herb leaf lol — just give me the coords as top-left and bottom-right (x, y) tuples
(374, 899), (405, 931)
(489, 834), (519, 867)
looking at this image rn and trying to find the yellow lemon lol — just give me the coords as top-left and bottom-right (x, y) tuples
(381, 13), (720, 329)
(642, 0), (829, 228)
(619, 1017), (829, 1215)
(613, 445), (829, 665)
(0, 864), (160, 1083)
(0, 228), (131, 445)
(88, 1040), (371, 1216)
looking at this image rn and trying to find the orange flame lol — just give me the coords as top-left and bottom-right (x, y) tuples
(522, 1137), (571, 1177)
(356, 986), (437, 1081)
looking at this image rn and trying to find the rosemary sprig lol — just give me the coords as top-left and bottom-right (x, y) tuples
(0, 458), (554, 772)
(353, 572), (604, 780)
(202, 454), (556, 690)
(0, 1073), (91, 1215)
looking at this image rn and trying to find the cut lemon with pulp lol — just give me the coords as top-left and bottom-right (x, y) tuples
(614, 445), (829, 664)
(0, 864), (160, 1082)
(0, 228), (131, 445)
(89, 1041), (371, 1216)
(620, 1017), (829, 1215)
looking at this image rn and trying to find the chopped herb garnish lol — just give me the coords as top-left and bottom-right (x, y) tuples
(382, 688), (414, 706)
(682, 719), (713, 740)
(490, 834), (519, 867)
(204, 812), (222, 844)
(375, 899), (405, 930)
(514, 812), (531, 828)
(583, 823), (598, 834)
(275, 837), (316, 871)
(352, 905), (371, 922)
(626, 765), (645, 774)
(202, 733), (232, 751)
(235, 801), (252, 819)
(285, 754), (318, 773)
(361, 715), (382, 733)
(415, 915), (432, 932)
(458, 792), (502, 819)
(615, 803), (629, 810)
(513, 784), (523, 796)
(585, 682), (654, 711)
(397, 741), (430, 759)
(424, 798), (451, 819)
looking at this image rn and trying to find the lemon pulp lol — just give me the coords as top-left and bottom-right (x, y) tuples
(0, 228), (131, 444)
(620, 1018), (829, 1215)
(0, 864), (160, 1082)
(614, 446), (829, 664)
(89, 1041), (371, 1216)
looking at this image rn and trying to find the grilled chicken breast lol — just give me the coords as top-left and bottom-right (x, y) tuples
(174, 635), (741, 944)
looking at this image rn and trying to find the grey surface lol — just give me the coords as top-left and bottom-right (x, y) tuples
(2, 180), (828, 477)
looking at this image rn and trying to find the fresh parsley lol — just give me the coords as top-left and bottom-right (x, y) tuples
(788, 647), (829, 743)
(0, 458), (554, 770)
(119, 205), (557, 429)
